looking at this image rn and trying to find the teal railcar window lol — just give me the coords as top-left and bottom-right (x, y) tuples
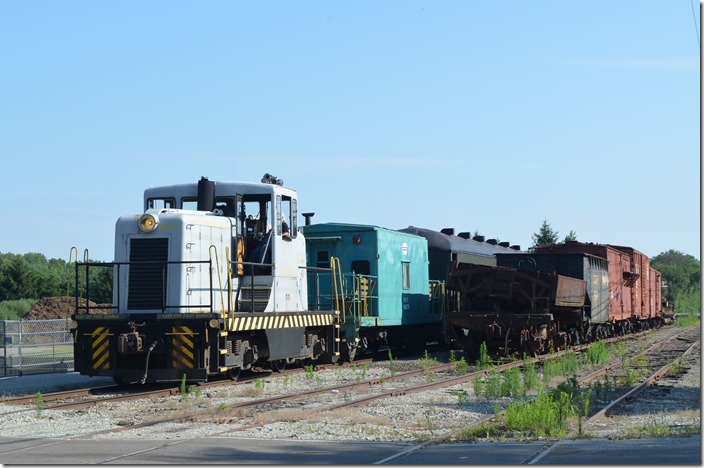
(317, 251), (330, 268)
(402, 262), (410, 290)
(351, 260), (370, 275)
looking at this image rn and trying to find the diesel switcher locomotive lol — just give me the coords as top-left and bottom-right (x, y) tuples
(71, 175), (339, 384)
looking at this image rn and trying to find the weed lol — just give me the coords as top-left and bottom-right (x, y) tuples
(623, 367), (643, 386)
(282, 372), (290, 386)
(503, 391), (569, 438)
(448, 349), (457, 363)
(473, 374), (484, 396)
(484, 370), (501, 398)
(304, 365), (315, 380)
(388, 349), (397, 377)
(452, 423), (500, 441)
(609, 341), (628, 363)
(500, 367), (521, 397)
(561, 351), (581, 375)
(576, 387), (592, 437)
(219, 402), (227, 412)
(254, 378), (266, 390)
(35, 392), (45, 417)
(453, 389), (467, 407)
(455, 356), (468, 376)
(586, 342), (610, 367)
(180, 373), (188, 397)
(522, 354), (539, 391)
(675, 313), (700, 328)
(424, 408), (435, 432)
(418, 350), (436, 372)
(668, 357), (684, 377)
(622, 419), (674, 438)
(477, 341), (491, 370)
(188, 384), (201, 398)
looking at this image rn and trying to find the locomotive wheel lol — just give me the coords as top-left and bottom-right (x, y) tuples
(271, 360), (286, 373)
(341, 341), (356, 362)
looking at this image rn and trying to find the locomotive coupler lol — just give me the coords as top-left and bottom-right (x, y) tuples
(117, 322), (147, 355)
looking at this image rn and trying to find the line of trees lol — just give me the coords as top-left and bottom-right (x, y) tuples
(0, 252), (113, 307)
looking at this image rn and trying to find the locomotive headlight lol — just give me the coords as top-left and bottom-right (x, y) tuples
(138, 213), (159, 233)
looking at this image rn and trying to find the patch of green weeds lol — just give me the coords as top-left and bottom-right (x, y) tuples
(586, 342), (610, 367)
(455, 357), (469, 376)
(418, 350), (436, 372)
(35, 392), (45, 417)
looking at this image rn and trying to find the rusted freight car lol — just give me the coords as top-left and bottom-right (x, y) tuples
(532, 242), (664, 332)
(444, 241), (665, 358)
(444, 261), (588, 356)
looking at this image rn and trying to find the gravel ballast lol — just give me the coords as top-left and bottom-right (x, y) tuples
(0, 326), (699, 443)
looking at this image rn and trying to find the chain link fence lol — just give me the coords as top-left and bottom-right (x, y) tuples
(0, 319), (74, 377)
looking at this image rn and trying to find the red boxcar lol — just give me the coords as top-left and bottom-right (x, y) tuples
(533, 242), (662, 324)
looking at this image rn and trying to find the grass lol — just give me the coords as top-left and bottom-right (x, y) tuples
(0, 299), (37, 320)
(616, 415), (701, 439)
(675, 313), (700, 328)
(417, 350), (436, 372)
(35, 391), (45, 417)
(586, 342), (610, 367)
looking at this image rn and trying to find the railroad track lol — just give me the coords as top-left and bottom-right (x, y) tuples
(0, 358), (375, 416)
(376, 325), (700, 464)
(0, 325), (696, 448)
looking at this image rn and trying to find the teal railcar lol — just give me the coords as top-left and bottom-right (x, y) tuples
(303, 223), (444, 360)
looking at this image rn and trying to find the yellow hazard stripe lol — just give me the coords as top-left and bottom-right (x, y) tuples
(227, 313), (334, 332)
(171, 325), (195, 369)
(90, 326), (110, 370)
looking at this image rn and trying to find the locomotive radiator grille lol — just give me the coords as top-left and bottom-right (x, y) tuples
(127, 237), (169, 310)
(227, 313), (334, 332)
(90, 326), (111, 370)
(170, 326), (196, 369)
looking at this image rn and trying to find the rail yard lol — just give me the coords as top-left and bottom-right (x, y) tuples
(0, 324), (698, 454)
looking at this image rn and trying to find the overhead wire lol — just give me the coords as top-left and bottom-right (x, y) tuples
(691, 0), (700, 49)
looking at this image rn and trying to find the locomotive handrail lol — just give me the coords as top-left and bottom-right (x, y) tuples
(303, 265), (335, 312)
(331, 257), (345, 324)
(225, 245), (234, 324)
(73, 258), (218, 315)
(208, 245), (226, 315)
(66, 247), (79, 320)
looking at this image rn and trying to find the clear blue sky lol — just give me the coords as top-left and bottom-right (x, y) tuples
(1, 1), (700, 262)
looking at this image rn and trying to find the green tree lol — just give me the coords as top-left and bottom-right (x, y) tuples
(652, 250), (701, 315)
(531, 219), (559, 247)
(563, 230), (577, 242)
(0, 255), (34, 301)
(0, 252), (113, 306)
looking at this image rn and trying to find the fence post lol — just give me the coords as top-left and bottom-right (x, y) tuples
(1, 320), (5, 377)
(18, 320), (23, 376)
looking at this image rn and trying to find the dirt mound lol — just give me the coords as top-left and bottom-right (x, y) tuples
(24, 296), (112, 320)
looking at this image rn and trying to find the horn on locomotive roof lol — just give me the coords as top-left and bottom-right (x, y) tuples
(261, 173), (284, 186)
